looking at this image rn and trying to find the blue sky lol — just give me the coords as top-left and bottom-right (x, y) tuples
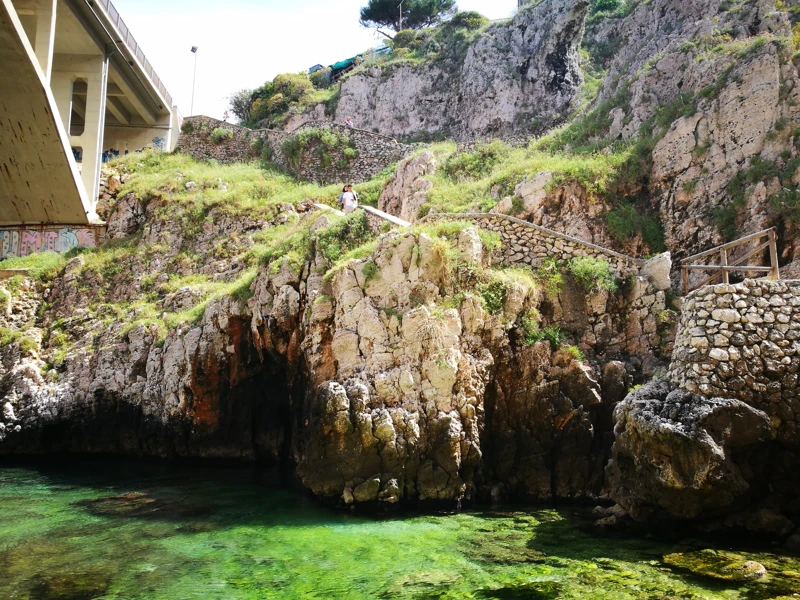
(111, 0), (519, 118)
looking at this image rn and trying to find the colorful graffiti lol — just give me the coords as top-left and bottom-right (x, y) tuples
(0, 227), (102, 260)
(152, 137), (166, 152)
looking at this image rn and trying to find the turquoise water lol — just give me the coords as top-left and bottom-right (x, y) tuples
(1, 462), (798, 599)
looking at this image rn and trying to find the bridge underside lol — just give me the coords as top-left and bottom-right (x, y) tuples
(0, 0), (178, 227)
(0, 0), (89, 224)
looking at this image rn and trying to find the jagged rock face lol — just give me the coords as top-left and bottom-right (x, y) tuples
(0, 295), (294, 461)
(585, 0), (799, 280)
(335, 0), (589, 141)
(378, 152), (436, 222)
(607, 379), (775, 520)
(293, 231), (497, 504)
(0, 198), (663, 505)
(590, 0), (785, 113)
(650, 43), (799, 282)
(289, 230), (671, 505)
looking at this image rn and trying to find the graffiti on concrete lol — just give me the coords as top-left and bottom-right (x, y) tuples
(0, 226), (102, 260)
(102, 148), (121, 163)
(152, 137), (166, 152)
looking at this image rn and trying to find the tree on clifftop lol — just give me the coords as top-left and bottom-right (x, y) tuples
(360, 0), (457, 38)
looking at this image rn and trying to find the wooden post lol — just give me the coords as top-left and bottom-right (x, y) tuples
(720, 248), (729, 284)
(682, 266), (689, 295)
(769, 229), (780, 281)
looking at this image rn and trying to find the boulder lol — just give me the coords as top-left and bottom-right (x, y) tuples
(641, 253), (672, 291)
(606, 379), (773, 520)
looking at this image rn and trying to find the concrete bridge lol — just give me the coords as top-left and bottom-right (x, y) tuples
(0, 0), (178, 227)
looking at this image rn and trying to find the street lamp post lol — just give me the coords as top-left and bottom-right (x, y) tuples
(191, 46), (198, 116)
(398, 1), (403, 31)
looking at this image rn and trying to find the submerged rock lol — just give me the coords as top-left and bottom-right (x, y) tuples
(663, 549), (767, 582)
(77, 492), (212, 520)
(31, 572), (110, 600)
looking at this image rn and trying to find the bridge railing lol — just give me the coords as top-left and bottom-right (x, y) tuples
(95, 0), (173, 108)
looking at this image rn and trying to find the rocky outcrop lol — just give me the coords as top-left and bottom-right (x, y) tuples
(378, 152), (436, 222)
(583, 0), (800, 280)
(334, 0), (590, 141)
(0, 184), (674, 507)
(494, 176), (654, 257)
(606, 278), (800, 533)
(607, 379), (773, 520)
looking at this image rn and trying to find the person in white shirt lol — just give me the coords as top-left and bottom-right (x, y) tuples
(339, 184), (359, 214)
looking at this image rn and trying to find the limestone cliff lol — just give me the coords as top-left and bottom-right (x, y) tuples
(334, 0), (590, 141)
(349, 0), (800, 287)
(0, 159), (672, 507)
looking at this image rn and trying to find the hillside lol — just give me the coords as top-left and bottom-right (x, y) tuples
(2, 0), (800, 542)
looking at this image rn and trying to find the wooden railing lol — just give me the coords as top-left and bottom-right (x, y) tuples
(681, 228), (780, 294)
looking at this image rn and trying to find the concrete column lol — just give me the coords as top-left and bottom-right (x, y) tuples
(33, 0), (56, 82)
(77, 55), (109, 204)
(50, 71), (73, 131)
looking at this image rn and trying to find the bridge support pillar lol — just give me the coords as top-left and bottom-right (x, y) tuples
(52, 53), (108, 208)
(32, 0), (55, 82)
(77, 55), (109, 206)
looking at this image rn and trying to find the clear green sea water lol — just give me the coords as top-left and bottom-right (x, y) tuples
(1, 462), (798, 600)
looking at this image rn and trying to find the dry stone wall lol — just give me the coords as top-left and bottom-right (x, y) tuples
(175, 116), (284, 163)
(670, 279), (800, 442)
(176, 116), (412, 185)
(424, 213), (645, 277)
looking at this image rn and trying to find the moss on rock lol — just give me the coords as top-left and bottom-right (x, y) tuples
(663, 549), (767, 582)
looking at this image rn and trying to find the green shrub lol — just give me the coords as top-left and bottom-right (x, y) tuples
(362, 260), (378, 282)
(770, 188), (800, 225)
(0, 327), (38, 356)
(181, 121), (195, 134)
(447, 11), (489, 31)
(535, 258), (564, 297)
(309, 67), (332, 89)
(520, 314), (539, 347)
(281, 128), (353, 166)
(211, 128), (234, 144)
(563, 345), (586, 361)
(477, 267), (538, 315)
(568, 256), (618, 292)
(250, 137), (274, 161)
(442, 141), (510, 181)
(520, 317), (564, 349)
(316, 211), (374, 262)
(478, 279), (506, 314)
(273, 73), (314, 102)
(393, 29), (418, 48)
(590, 0), (622, 14)
(246, 72), (322, 128)
(605, 202), (666, 252)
